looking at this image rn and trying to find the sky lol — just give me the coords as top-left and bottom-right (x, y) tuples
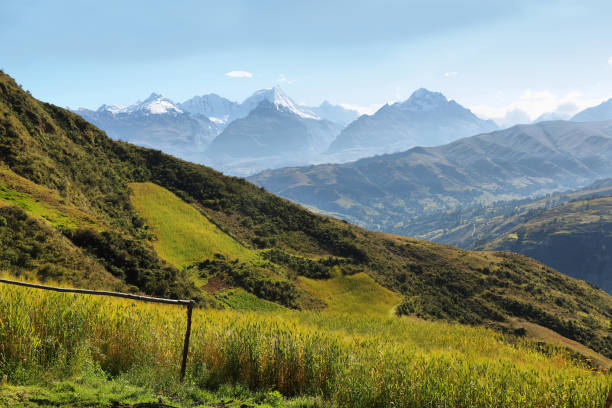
(1, 0), (612, 123)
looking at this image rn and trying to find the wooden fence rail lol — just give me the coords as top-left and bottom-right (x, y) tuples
(0, 278), (195, 381)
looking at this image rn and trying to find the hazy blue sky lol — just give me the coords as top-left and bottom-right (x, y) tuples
(2, 0), (612, 121)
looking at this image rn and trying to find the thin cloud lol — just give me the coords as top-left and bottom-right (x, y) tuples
(470, 89), (606, 124)
(339, 103), (382, 116)
(608, 56), (612, 67)
(225, 70), (253, 78)
(444, 71), (458, 77)
(276, 74), (295, 84)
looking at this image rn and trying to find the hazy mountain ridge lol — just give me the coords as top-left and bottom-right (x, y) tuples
(572, 98), (612, 122)
(250, 120), (612, 231)
(179, 93), (241, 126)
(206, 97), (344, 175)
(309, 101), (360, 125)
(75, 93), (221, 156)
(325, 88), (498, 162)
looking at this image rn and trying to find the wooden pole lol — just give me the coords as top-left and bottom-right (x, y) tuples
(0, 278), (192, 305)
(605, 383), (612, 408)
(0, 278), (196, 381)
(180, 300), (194, 382)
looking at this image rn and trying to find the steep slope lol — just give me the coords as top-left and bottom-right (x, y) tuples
(481, 194), (612, 294)
(572, 98), (612, 122)
(1, 71), (612, 357)
(251, 120), (612, 233)
(325, 88), (497, 162)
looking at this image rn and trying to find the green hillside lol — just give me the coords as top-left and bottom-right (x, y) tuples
(397, 179), (612, 250)
(129, 181), (254, 267)
(1, 69), (612, 359)
(482, 195), (612, 293)
(298, 271), (402, 315)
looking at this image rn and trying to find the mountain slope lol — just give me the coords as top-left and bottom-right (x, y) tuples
(572, 98), (612, 122)
(1, 71), (612, 357)
(251, 120), (612, 233)
(481, 194), (612, 293)
(206, 99), (342, 175)
(395, 179), (612, 249)
(179, 93), (241, 127)
(325, 88), (498, 161)
(309, 101), (360, 126)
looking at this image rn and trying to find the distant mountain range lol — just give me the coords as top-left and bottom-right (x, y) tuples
(76, 86), (358, 175)
(325, 89), (498, 162)
(77, 87), (612, 177)
(75, 87), (518, 175)
(489, 99), (612, 128)
(250, 120), (612, 231)
(75, 93), (219, 157)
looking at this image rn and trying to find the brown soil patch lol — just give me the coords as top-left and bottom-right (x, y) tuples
(202, 274), (229, 294)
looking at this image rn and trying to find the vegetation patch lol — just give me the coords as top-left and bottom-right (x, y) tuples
(298, 271), (401, 315)
(215, 288), (286, 312)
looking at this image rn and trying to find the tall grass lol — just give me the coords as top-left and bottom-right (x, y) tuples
(0, 283), (609, 407)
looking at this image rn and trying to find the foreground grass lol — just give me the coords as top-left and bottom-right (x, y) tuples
(0, 381), (314, 408)
(0, 283), (610, 407)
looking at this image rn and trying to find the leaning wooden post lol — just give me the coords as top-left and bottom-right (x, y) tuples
(180, 300), (194, 382)
(605, 382), (612, 408)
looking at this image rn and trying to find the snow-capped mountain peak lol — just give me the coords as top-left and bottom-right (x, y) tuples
(242, 86), (319, 119)
(179, 93), (239, 126)
(400, 88), (449, 111)
(97, 104), (127, 114)
(96, 93), (183, 116)
(127, 93), (183, 115)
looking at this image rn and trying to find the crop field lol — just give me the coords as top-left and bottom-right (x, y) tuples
(0, 281), (610, 408)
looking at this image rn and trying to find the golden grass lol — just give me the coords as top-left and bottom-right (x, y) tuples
(298, 271), (402, 315)
(129, 182), (254, 267)
(0, 280), (610, 407)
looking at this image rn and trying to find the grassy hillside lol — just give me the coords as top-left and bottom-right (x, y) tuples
(129, 182), (254, 267)
(396, 179), (612, 249)
(482, 194), (612, 293)
(1, 70), (612, 364)
(1, 282), (611, 408)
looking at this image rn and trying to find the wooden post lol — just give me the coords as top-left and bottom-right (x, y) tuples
(605, 383), (612, 408)
(0, 278), (196, 383)
(180, 300), (194, 382)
